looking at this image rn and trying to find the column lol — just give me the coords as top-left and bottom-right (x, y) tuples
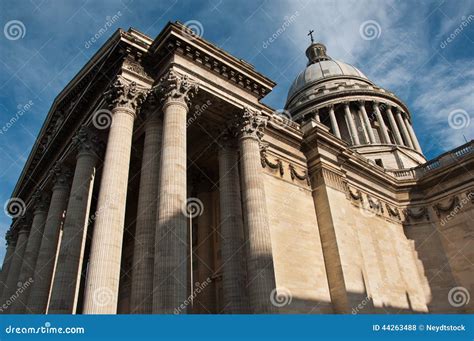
(218, 132), (248, 313)
(0, 219), (30, 312)
(236, 108), (277, 313)
(373, 102), (390, 143)
(328, 105), (341, 138)
(358, 101), (376, 143)
(395, 109), (413, 148)
(0, 230), (16, 301)
(386, 107), (403, 145)
(343, 102), (360, 145)
(27, 163), (71, 314)
(404, 117), (423, 153)
(83, 78), (148, 314)
(48, 127), (99, 314)
(130, 100), (162, 314)
(153, 69), (198, 314)
(10, 190), (50, 313)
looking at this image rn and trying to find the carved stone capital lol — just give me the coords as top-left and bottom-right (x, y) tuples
(141, 91), (162, 123)
(5, 228), (15, 246)
(104, 76), (149, 114)
(32, 189), (50, 214)
(154, 69), (199, 108)
(72, 126), (102, 158)
(50, 162), (72, 189)
(233, 107), (267, 141)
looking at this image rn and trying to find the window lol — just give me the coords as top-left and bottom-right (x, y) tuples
(375, 158), (384, 167)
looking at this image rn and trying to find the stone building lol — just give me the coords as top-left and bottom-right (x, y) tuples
(0, 22), (472, 314)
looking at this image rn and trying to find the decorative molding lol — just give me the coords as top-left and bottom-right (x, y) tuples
(368, 196), (384, 214)
(347, 186), (363, 202)
(32, 189), (50, 213)
(289, 164), (310, 186)
(404, 207), (429, 222)
(260, 148), (284, 177)
(433, 196), (459, 217)
(104, 76), (149, 113)
(154, 69), (199, 107)
(386, 204), (401, 220)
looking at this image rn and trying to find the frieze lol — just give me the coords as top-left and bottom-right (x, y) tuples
(289, 164), (310, 186)
(260, 147), (284, 177)
(403, 207), (429, 222)
(433, 195), (459, 217)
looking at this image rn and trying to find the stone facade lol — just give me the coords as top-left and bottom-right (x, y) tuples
(0, 22), (472, 315)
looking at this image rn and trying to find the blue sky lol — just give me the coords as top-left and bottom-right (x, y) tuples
(0, 0), (473, 261)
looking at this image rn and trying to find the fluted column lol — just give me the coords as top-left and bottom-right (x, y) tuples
(343, 102), (360, 145)
(1, 219), (30, 312)
(11, 190), (50, 313)
(27, 163), (71, 314)
(395, 109), (413, 148)
(236, 108), (277, 313)
(0, 231), (16, 301)
(358, 101), (376, 143)
(373, 102), (390, 143)
(386, 107), (403, 145)
(404, 117), (423, 153)
(218, 132), (248, 313)
(153, 70), (198, 314)
(328, 105), (341, 138)
(130, 99), (162, 314)
(83, 78), (148, 314)
(49, 127), (99, 314)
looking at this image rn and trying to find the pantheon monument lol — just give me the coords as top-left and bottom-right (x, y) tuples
(0, 22), (472, 314)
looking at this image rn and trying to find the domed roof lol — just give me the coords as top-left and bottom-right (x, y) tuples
(287, 42), (368, 101)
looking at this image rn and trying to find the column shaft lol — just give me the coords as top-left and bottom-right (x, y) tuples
(386, 107), (403, 145)
(405, 117), (423, 153)
(1, 228), (29, 312)
(344, 103), (360, 145)
(359, 102), (376, 143)
(49, 151), (97, 314)
(239, 132), (277, 313)
(395, 110), (413, 148)
(130, 116), (162, 313)
(218, 145), (248, 313)
(11, 196), (49, 314)
(0, 239), (15, 300)
(28, 178), (70, 314)
(373, 103), (390, 143)
(153, 100), (188, 314)
(83, 109), (136, 314)
(328, 106), (341, 138)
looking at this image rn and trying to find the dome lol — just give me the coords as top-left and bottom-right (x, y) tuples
(287, 43), (368, 102)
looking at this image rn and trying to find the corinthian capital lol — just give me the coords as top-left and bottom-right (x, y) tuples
(154, 69), (199, 107)
(32, 189), (50, 213)
(50, 162), (72, 188)
(72, 126), (102, 157)
(104, 76), (149, 113)
(232, 107), (267, 141)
